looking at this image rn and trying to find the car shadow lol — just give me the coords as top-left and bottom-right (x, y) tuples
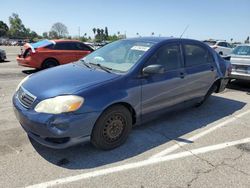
(22, 69), (40, 75)
(0, 60), (11, 63)
(30, 95), (246, 169)
(227, 80), (250, 93)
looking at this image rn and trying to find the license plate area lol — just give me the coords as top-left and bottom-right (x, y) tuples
(235, 65), (250, 74)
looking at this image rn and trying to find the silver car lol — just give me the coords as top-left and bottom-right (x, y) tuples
(229, 44), (250, 81)
(0, 49), (6, 62)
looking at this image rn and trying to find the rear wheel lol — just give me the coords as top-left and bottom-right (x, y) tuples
(219, 51), (223, 55)
(91, 105), (132, 150)
(42, 59), (59, 69)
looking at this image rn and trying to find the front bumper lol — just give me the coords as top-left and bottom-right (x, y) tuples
(13, 94), (100, 149)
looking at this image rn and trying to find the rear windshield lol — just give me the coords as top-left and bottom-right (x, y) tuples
(203, 40), (216, 46)
(232, 46), (250, 56)
(30, 40), (54, 49)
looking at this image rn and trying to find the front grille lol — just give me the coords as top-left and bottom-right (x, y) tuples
(17, 87), (36, 108)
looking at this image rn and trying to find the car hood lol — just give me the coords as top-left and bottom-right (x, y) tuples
(22, 63), (120, 99)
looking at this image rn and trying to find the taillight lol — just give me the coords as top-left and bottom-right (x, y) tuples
(23, 48), (32, 58)
(227, 64), (232, 75)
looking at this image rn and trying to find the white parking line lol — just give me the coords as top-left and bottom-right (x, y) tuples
(6, 53), (19, 55)
(150, 109), (250, 159)
(26, 137), (250, 188)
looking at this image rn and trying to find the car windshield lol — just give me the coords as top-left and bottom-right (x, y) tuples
(81, 40), (154, 72)
(232, 46), (250, 56)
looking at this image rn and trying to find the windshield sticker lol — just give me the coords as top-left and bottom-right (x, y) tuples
(131, 46), (150, 51)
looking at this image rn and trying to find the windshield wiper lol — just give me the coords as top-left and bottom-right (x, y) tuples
(80, 59), (92, 69)
(89, 62), (113, 73)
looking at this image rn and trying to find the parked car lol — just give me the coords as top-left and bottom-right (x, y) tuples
(13, 37), (230, 150)
(203, 40), (233, 56)
(229, 44), (250, 81)
(16, 39), (94, 69)
(0, 49), (6, 62)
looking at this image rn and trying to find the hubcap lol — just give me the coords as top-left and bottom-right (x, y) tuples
(103, 113), (126, 143)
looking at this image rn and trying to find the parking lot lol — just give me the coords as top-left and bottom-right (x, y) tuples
(0, 46), (250, 188)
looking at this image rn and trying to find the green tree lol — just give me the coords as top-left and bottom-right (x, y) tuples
(104, 27), (108, 38)
(0, 20), (9, 37)
(42, 32), (48, 38)
(29, 31), (38, 40)
(92, 28), (96, 36)
(49, 30), (59, 39)
(50, 22), (68, 38)
(107, 34), (119, 42)
(8, 13), (27, 38)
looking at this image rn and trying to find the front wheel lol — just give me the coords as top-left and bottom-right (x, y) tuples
(91, 105), (132, 150)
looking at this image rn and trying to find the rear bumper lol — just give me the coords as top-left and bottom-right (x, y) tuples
(16, 56), (39, 68)
(229, 72), (250, 81)
(13, 94), (100, 149)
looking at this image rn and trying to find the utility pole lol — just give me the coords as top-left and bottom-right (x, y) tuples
(78, 27), (81, 39)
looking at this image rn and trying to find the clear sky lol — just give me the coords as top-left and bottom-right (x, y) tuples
(1, 0), (249, 42)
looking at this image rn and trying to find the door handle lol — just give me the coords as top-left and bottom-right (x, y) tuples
(180, 72), (185, 79)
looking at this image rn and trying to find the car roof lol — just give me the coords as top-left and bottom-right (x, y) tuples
(53, 40), (81, 43)
(125, 37), (201, 44)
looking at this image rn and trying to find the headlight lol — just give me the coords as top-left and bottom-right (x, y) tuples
(35, 95), (84, 114)
(16, 75), (30, 91)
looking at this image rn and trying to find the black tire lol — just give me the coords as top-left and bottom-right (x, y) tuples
(42, 59), (59, 69)
(195, 83), (217, 107)
(91, 105), (132, 150)
(219, 51), (223, 55)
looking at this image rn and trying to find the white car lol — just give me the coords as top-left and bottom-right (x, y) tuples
(229, 44), (250, 81)
(204, 40), (233, 56)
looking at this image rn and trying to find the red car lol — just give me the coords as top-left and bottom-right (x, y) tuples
(16, 40), (93, 69)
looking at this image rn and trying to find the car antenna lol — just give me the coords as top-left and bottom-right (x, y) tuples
(180, 25), (189, 38)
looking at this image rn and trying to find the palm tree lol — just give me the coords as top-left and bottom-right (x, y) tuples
(117, 31), (120, 35)
(97, 28), (101, 36)
(100, 29), (104, 41)
(92, 28), (96, 35)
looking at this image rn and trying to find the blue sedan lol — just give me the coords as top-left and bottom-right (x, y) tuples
(13, 37), (230, 150)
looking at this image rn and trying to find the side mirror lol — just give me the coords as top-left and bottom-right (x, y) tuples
(142, 64), (165, 75)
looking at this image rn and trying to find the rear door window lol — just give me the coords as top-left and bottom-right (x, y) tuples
(184, 44), (214, 67)
(74, 42), (93, 51)
(54, 42), (73, 50)
(147, 44), (182, 71)
(218, 42), (227, 47)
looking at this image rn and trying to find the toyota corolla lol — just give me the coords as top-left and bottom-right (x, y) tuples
(13, 37), (231, 150)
